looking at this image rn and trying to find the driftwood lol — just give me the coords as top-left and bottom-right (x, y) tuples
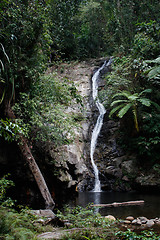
(92, 200), (144, 208)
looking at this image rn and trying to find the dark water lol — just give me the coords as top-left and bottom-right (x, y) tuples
(73, 191), (160, 219)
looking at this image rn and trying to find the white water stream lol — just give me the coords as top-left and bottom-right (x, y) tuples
(90, 58), (112, 192)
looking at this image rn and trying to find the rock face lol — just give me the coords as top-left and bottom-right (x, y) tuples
(46, 58), (160, 194)
(45, 60), (103, 193)
(1, 58), (160, 208)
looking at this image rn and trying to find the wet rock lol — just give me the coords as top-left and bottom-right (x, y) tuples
(30, 209), (56, 219)
(132, 219), (141, 225)
(146, 220), (155, 228)
(121, 160), (137, 175)
(105, 215), (116, 221)
(138, 216), (148, 224)
(136, 174), (160, 188)
(126, 216), (134, 221)
(123, 220), (131, 224)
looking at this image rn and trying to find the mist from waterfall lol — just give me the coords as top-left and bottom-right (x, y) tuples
(90, 58), (112, 192)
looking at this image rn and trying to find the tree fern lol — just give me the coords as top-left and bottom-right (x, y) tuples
(110, 89), (159, 132)
(117, 103), (132, 118)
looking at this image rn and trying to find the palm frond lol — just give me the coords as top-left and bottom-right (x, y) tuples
(128, 93), (138, 101)
(138, 89), (152, 96)
(151, 101), (160, 111)
(109, 104), (125, 117)
(112, 90), (131, 99)
(117, 103), (132, 118)
(145, 56), (160, 64)
(138, 98), (151, 107)
(148, 66), (160, 79)
(110, 99), (128, 107)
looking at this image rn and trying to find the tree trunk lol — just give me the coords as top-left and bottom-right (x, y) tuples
(4, 102), (55, 210)
(18, 136), (55, 209)
(92, 200), (144, 208)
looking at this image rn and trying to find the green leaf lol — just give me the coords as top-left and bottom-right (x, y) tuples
(146, 56), (160, 64)
(138, 98), (151, 107)
(109, 104), (125, 117)
(110, 99), (127, 107)
(138, 89), (152, 96)
(128, 94), (138, 101)
(151, 101), (160, 111)
(148, 66), (160, 79)
(112, 91), (131, 99)
(117, 103), (132, 118)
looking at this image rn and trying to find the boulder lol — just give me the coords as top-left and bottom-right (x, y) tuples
(146, 220), (155, 228)
(105, 215), (116, 221)
(126, 216), (134, 221)
(132, 219), (141, 225)
(138, 216), (148, 224)
(30, 209), (56, 219)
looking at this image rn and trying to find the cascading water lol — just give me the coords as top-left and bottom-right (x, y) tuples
(90, 58), (112, 192)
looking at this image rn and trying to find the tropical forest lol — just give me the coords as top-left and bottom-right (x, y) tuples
(0, 0), (160, 239)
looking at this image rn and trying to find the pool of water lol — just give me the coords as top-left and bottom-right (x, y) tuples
(73, 191), (160, 219)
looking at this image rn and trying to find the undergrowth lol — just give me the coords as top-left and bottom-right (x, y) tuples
(0, 207), (41, 240)
(57, 205), (160, 240)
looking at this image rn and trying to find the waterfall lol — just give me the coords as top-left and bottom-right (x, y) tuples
(90, 58), (112, 192)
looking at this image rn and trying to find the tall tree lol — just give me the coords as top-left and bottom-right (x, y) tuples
(0, 0), (55, 209)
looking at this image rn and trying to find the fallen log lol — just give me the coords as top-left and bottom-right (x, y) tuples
(92, 200), (144, 208)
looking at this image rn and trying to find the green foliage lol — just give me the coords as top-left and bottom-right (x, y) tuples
(0, 0), (52, 110)
(0, 175), (15, 207)
(57, 205), (107, 228)
(0, 118), (25, 142)
(13, 72), (82, 145)
(49, 0), (81, 59)
(57, 205), (118, 240)
(109, 89), (156, 132)
(130, 112), (160, 163)
(133, 21), (160, 59)
(144, 56), (160, 87)
(73, 0), (105, 58)
(99, 56), (133, 108)
(116, 228), (160, 240)
(0, 43), (10, 105)
(0, 207), (39, 239)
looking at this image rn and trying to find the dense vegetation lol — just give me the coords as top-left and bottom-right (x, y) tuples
(1, 0), (160, 153)
(0, 0), (160, 238)
(0, 177), (159, 240)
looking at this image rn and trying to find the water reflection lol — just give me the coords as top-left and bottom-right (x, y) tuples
(75, 191), (160, 219)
